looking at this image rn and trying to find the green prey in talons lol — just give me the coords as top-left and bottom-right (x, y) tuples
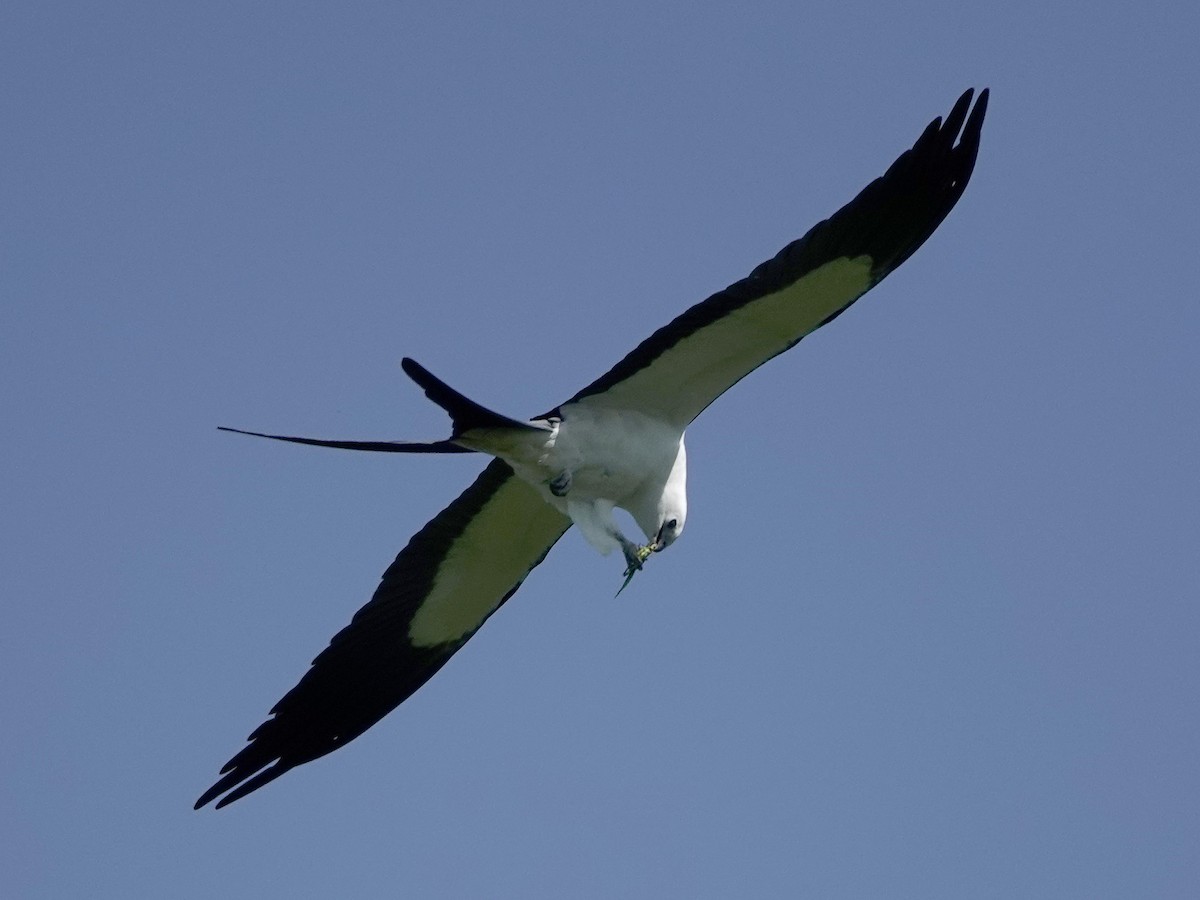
(615, 542), (657, 597)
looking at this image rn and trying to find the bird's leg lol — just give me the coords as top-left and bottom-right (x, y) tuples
(618, 535), (646, 574)
(580, 503), (655, 594)
(617, 533), (657, 575)
(615, 535), (656, 597)
(547, 470), (572, 497)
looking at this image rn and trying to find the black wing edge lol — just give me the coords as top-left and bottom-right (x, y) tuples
(194, 458), (561, 809)
(557, 87), (989, 412)
(217, 425), (474, 454)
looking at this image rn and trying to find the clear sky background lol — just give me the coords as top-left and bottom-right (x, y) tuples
(3, 2), (1197, 897)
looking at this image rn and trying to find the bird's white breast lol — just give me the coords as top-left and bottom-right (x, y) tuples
(538, 402), (683, 505)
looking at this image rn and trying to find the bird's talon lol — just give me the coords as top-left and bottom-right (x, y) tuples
(621, 542), (652, 573)
(547, 470), (572, 497)
(618, 543), (656, 595)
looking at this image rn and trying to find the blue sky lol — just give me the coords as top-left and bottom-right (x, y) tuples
(3, 2), (1198, 897)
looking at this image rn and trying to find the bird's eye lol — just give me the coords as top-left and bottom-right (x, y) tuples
(667, 518), (678, 530)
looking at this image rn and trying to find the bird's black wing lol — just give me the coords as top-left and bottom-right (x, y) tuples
(552, 88), (988, 426)
(196, 459), (570, 809)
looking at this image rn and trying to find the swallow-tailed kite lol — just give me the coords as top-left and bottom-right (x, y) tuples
(196, 88), (988, 809)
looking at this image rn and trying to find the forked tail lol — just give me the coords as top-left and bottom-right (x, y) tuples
(215, 427), (472, 453)
(218, 358), (542, 454)
(400, 357), (545, 439)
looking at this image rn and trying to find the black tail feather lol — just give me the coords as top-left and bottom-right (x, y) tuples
(217, 426), (474, 453)
(400, 358), (542, 437)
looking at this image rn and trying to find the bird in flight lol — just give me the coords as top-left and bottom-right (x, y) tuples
(197, 88), (989, 809)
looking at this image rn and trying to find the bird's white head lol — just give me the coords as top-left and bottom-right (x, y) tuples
(652, 438), (687, 553)
(653, 507), (685, 552)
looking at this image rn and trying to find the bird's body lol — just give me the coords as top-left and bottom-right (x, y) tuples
(396, 356), (688, 568)
(466, 402), (687, 561)
(198, 88), (989, 809)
